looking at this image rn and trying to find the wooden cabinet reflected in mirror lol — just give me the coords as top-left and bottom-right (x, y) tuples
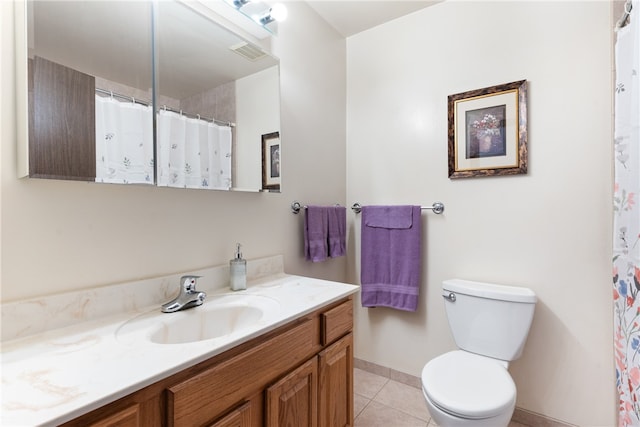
(29, 56), (96, 181)
(18, 0), (281, 192)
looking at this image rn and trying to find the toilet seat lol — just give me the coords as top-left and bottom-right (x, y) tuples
(421, 351), (516, 420)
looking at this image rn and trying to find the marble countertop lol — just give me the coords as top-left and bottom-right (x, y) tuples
(1, 271), (358, 426)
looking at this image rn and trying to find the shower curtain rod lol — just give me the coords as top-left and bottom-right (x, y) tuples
(616, 0), (633, 30)
(95, 88), (236, 128)
(159, 105), (235, 128)
(96, 87), (150, 106)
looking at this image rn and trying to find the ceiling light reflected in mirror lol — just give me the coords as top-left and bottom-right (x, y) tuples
(224, 0), (287, 35)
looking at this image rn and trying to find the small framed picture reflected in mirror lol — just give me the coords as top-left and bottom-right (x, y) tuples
(262, 132), (280, 191)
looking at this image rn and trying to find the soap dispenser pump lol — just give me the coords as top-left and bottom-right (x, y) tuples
(230, 243), (247, 291)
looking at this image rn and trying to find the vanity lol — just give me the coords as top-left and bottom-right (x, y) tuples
(1, 256), (359, 426)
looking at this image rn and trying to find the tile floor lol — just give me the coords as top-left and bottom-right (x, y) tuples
(353, 368), (530, 427)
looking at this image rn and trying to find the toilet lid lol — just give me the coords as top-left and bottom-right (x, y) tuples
(421, 351), (516, 419)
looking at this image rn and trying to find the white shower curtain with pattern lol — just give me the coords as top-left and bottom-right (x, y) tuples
(613, 2), (640, 425)
(156, 110), (232, 190)
(95, 96), (154, 184)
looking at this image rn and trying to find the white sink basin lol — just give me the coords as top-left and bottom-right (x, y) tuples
(116, 294), (281, 345)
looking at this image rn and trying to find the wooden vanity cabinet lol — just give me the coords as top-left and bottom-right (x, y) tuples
(60, 386), (164, 427)
(208, 399), (256, 427)
(61, 297), (353, 427)
(318, 334), (354, 427)
(266, 356), (318, 427)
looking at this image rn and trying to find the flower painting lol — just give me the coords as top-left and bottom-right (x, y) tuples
(447, 80), (527, 178)
(466, 107), (506, 159)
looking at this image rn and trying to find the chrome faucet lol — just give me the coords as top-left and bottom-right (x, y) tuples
(161, 275), (206, 313)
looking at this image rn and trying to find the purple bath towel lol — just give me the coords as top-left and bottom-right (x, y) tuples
(328, 206), (347, 258)
(304, 205), (347, 262)
(360, 205), (422, 311)
(304, 206), (328, 262)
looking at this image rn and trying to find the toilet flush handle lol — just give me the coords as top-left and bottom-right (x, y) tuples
(443, 292), (456, 302)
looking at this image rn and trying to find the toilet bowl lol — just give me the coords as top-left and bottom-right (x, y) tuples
(421, 279), (536, 427)
(421, 351), (516, 427)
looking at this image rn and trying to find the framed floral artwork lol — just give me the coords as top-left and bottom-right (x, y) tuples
(447, 80), (528, 178)
(261, 131), (280, 191)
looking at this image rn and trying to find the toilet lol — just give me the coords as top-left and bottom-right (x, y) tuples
(421, 279), (537, 427)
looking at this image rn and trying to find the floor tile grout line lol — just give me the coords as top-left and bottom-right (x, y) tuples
(369, 376), (390, 401)
(353, 400), (371, 422)
(353, 395), (371, 422)
(356, 375), (434, 425)
(370, 398), (432, 425)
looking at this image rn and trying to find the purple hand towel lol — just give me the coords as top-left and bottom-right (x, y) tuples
(328, 206), (347, 258)
(360, 205), (422, 311)
(304, 206), (328, 262)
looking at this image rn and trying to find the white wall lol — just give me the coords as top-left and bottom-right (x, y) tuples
(0, 1), (347, 303)
(346, 1), (614, 425)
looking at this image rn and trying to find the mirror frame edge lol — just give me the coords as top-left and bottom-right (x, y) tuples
(14, 0), (29, 178)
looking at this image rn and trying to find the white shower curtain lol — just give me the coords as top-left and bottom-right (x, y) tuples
(95, 96), (154, 184)
(156, 110), (232, 190)
(613, 2), (640, 425)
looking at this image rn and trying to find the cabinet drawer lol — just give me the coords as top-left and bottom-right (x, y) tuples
(321, 300), (353, 346)
(167, 319), (316, 426)
(87, 404), (140, 427)
(208, 401), (251, 427)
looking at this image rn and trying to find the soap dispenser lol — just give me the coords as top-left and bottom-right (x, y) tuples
(229, 243), (247, 291)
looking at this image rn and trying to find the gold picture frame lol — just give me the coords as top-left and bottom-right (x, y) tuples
(448, 80), (528, 178)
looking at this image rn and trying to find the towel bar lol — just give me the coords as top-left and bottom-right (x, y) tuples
(351, 202), (445, 215)
(291, 201), (342, 214)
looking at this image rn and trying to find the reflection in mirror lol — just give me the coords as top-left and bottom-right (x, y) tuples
(26, 1), (153, 183)
(156, 1), (281, 192)
(20, 1), (281, 192)
(223, 0), (287, 35)
(262, 132), (281, 191)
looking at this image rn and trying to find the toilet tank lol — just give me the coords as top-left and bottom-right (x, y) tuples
(443, 279), (537, 361)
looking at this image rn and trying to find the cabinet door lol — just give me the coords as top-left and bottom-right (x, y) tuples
(266, 357), (318, 427)
(318, 333), (353, 427)
(208, 401), (252, 427)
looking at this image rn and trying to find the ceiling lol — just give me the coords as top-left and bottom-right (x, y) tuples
(304, 1), (441, 38)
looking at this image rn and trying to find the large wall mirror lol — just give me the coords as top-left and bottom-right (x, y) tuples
(16, 0), (281, 192)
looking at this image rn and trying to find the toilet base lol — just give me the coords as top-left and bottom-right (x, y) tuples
(422, 387), (514, 427)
